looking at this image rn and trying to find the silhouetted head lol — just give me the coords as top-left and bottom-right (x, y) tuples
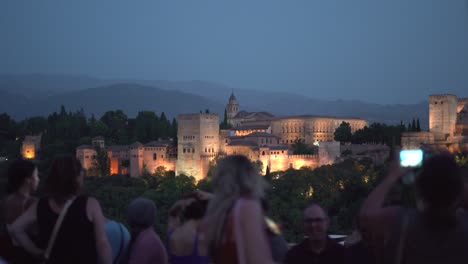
(211, 155), (265, 198)
(6, 159), (39, 194)
(126, 198), (156, 229)
(303, 202), (329, 242)
(416, 154), (462, 225)
(183, 198), (208, 221)
(46, 154), (83, 203)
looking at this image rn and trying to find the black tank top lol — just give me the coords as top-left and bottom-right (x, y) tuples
(37, 195), (97, 264)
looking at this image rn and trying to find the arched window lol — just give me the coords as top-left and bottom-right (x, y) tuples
(262, 151), (265, 155)
(153, 153), (157, 160)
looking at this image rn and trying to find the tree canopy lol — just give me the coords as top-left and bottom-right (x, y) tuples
(334, 122), (352, 143)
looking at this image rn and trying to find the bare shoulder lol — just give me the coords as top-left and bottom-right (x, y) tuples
(237, 198), (262, 220)
(86, 196), (101, 208)
(86, 197), (103, 221)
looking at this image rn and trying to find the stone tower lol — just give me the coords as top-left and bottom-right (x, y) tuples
(429, 94), (458, 137)
(176, 113), (219, 181)
(226, 92), (239, 126)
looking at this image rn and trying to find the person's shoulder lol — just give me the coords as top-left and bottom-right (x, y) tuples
(285, 240), (308, 263)
(85, 196), (101, 208)
(287, 239), (308, 254)
(328, 238), (344, 249)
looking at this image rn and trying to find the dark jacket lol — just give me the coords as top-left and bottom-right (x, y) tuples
(285, 238), (344, 264)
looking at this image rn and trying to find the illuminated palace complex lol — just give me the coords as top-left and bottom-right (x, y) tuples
(74, 93), (370, 181)
(402, 94), (468, 152)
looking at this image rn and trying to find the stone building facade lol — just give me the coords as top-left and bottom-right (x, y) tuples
(21, 134), (42, 160)
(402, 94), (468, 152)
(269, 116), (367, 145)
(175, 113), (219, 181)
(76, 93), (375, 180)
(77, 139), (176, 177)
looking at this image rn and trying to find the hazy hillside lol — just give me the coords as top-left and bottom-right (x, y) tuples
(135, 80), (428, 127)
(0, 74), (111, 99)
(30, 83), (225, 119)
(0, 74), (428, 127)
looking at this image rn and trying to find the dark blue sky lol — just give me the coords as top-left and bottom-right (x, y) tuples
(2, 0), (468, 104)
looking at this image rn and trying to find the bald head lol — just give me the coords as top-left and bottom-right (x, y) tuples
(303, 203), (329, 242)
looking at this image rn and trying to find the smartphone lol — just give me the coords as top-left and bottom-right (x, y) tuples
(399, 149), (423, 168)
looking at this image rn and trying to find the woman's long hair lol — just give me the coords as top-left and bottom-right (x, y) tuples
(204, 155), (266, 254)
(45, 154), (82, 205)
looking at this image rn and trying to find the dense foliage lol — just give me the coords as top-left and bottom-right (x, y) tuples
(0, 108), (177, 168)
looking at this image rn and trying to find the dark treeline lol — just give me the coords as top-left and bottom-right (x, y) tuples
(334, 119), (422, 147)
(0, 106), (177, 158)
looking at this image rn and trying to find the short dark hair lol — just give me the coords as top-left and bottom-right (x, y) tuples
(6, 159), (37, 194)
(45, 154), (82, 202)
(416, 154), (462, 209)
(304, 201), (328, 217)
(183, 199), (208, 220)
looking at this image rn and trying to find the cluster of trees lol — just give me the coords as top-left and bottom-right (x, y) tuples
(334, 120), (422, 146)
(0, 107), (177, 159)
(291, 139), (316, 155)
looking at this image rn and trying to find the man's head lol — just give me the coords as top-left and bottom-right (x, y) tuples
(303, 203), (329, 242)
(416, 154), (462, 212)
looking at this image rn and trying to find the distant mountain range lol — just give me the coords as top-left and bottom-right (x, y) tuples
(0, 74), (428, 128)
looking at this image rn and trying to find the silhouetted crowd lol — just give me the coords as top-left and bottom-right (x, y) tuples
(1, 153), (468, 264)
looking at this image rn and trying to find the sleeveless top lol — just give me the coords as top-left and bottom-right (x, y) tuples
(37, 195), (97, 264)
(168, 231), (210, 264)
(384, 208), (468, 264)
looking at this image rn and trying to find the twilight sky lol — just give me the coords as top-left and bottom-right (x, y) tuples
(1, 0), (468, 104)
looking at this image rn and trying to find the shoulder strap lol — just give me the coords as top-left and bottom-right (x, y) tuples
(43, 197), (77, 260)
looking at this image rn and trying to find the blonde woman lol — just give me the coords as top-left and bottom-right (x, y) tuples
(204, 155), (274, 264)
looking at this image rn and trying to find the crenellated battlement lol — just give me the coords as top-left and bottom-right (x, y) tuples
(287, 154), (319, 159)
(429, 94), (457, 100)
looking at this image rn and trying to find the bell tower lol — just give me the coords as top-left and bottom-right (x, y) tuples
(226, 92), (239, 126)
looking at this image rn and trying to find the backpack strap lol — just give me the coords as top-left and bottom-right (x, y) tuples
(43, 197), (76, 261)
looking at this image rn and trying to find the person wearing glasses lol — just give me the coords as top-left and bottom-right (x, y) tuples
(284, 203), (344, 264)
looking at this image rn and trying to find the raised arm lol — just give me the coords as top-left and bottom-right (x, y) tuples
(87, 197), (112, 264)
(238, 199), (274, 264)
(168, 199), (188, 232)
(360, 161), (406, 219)
(359, 160), (407, 261)
(8, 201), (43, 257)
